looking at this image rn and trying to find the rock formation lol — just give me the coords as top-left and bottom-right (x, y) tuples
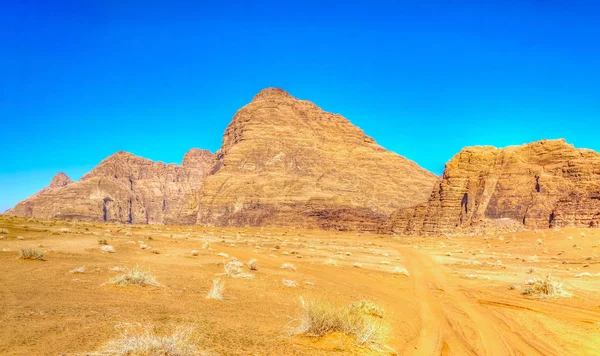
(6, 88), (437, 230)
(195, 88), (437, 230)
(6, 150), (214, 224)
(386, 139), (600, 235)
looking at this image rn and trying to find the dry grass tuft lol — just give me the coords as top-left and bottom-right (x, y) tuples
(69, 266), (85, 274)
(223, 259), (254, 278)
(18, 248), (45, 261)
(101, 245), (116, 253)
(281, 263), (296, 271)
(248, 259), (258, 271)
(349, 300), (385, 318)
(206, 279), (224, 300)
(97, 324), (200, 355)
(283, 279), (298, 287)
(0, 228), (8, 234)
(98, 239), (109, 245)
(294, 298), (392, 352)
(392, 266), (409, 276)
(107, 266), (161, 287)
(522, 275), (567, 298)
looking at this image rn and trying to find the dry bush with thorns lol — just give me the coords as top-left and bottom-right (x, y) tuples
(18, 248), (45, 261)
(522, 275), (567, 298)
(107, 266), (161, 287)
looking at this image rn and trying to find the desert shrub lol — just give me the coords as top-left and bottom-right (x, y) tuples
(248, 259), (258, 271)
(324, 258), (338, 266)
(353, 262), (362, 268)
(283, 279), (298, 287)
(18, 248), (45, 261)
(392, 266), (410, 276)
(60, 228), (71, 233)
(522, 275), (566, 298)
(349, 300), (385, 318)
(223, 259), (253, 278)
(294, 298), (391, 351)
(217, 252), (229, 258)
(202, 242), (210, 249)
(98, 324), (199, 355)
(206, 279), (224, 300)
(101, 245), (116, 253)
(98, 239), (109, 245)
(281, 263), (296, 271)
(191, 250), (199, 256)
(0, 228), (8, 234)
(69, 266), (85, 274)
(107, 266), (161, 287)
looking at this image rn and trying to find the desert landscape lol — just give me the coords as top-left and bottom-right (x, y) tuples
(3, 89), (600, 355)
(2, 214), (600, 355)
(3, 2), (599, 354)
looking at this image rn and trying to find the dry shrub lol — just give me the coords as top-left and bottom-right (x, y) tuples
(97, 324), (200, 355)
(294, 298), (392, 352)
(18, 248), (45, 261)
(206, 279), (224, 300)
(281, 263), (296, 271)
(98, 239), (109, 245)
(101, 245), (116, 253)
(107, 266), (161, 287)
(349, 300), (385, 318)
(69, 266), (85, 274)
(283, 279), (298, 287)
(392, 266), (409, 276)
(223, 259), (253, 278)
(248, 259), (258, 271)
(522, 275), (567, 298)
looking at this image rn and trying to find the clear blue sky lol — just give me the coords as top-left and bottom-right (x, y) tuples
(1, 1), (599, 212)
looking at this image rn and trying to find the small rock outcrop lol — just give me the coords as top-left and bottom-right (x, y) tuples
(386, 139), (600, 235)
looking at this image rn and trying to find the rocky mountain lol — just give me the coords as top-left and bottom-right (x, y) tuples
(385, 139), (600, 235)
(6, 149), (214, 224)
(6, 88), (437, 230)
(195, 88), (437, 230)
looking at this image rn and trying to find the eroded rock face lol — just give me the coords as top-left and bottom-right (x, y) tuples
(386, 139), (600, 235)
(6, 150), (214, 224)
(195, 88), (437, 231)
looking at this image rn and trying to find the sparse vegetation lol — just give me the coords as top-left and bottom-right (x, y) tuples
(522, 275), (566, 298)
(283, 279), (298, 287)
(0, 228), (8, 234)
(18, 248), (45, 261)
(69, 266), (85, 274)
(349, 300), (385, 318)
(324, 258), (338, 266)
(294, 298), (391, 351)
(191, 250), (199, 256)
(248, 259), (258, 271)
(98, 239), (109, 245)
(60, 228), (71, 233)
(281, 263), (296, 271)
(107, 266), (161, 287)
(392, 266), (409, 276)
(223, 258), (254, 278)
(206, 279), (224, 300)
(101, 245), (116, 253)
(98, 324), (199, 355)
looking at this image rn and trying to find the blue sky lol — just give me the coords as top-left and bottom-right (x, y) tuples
(1, 0), (599, 212)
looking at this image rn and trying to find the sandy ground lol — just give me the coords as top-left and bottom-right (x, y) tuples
(1, 215), (600, 355)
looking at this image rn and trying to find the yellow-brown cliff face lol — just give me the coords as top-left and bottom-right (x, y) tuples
(386, 139), (600, 235)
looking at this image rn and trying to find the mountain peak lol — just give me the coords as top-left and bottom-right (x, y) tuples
(252, 88), (294, 101)
(49, 172), (73, 189)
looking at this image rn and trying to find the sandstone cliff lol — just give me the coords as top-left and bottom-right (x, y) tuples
(6, 149), (214, 224)
(386, 139), (600, 235)
(195, 88), (437, 230)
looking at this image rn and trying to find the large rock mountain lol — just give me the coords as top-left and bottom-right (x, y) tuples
(6, 149), (214, 224)
(386, 139), (600, 235)
(6, 88), (437, 230)
(195, 88), (437, 230)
